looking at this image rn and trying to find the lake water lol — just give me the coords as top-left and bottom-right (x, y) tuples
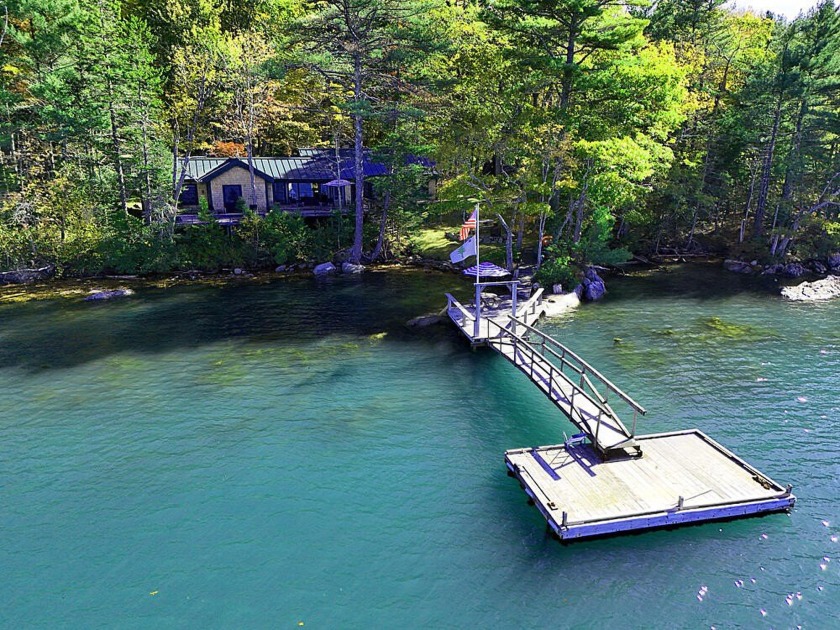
(1, 266), (838, 627)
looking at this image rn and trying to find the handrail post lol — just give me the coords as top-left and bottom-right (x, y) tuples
(510, 283), (518, 336)
(632, 410), (637, 437)
(473, 283), (481, 338)
(595, 410), (602, 448)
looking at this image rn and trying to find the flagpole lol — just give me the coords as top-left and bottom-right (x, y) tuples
(475, 203), (480, 284)
(473, 202), (481, 338)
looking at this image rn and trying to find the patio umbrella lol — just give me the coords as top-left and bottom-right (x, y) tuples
(322, 178), (353, 187)
(462, 261), (510, 278)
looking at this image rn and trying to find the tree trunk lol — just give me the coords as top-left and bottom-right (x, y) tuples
(496, 213), (514, 271)
(753, 92), (783, 238)
(536, 210), (548, 270)
(560, 17), (578, 110)
(370, 188), (390, 261)
(351, 53), (365, 264)
(107, 85), (128, 215)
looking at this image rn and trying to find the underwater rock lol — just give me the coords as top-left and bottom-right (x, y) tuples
(781, 276), (840, 302)
(407, 314), (446, 328)
(84, 289), (134, 301)
(724, 259), (753, 274)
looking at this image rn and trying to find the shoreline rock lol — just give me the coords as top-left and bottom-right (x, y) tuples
(576, 267), (607, 301)
(781, 276), (840, 301)
(313, 262), (336, 276)
(0, 265), (56, 285)
(342, 262), (365, 275)
(724, 255), (839, 278)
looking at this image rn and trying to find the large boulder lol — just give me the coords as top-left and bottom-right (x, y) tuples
(724, 259), (753, 274)
(782, 262), (806, 278)
(828, 253), (840, 272)
(781, 275), (840, 301)
(341, 262), (365, 274)
(313, 262), (336, 276)
(581, 267), (607, 301)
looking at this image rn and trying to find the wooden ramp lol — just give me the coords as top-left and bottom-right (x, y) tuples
(447, 286), (643, 459)
(444, 283), (795, 540)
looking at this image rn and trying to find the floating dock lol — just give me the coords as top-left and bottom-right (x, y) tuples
(445, 280), (795, 541)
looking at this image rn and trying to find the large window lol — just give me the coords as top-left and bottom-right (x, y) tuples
(288, 183), (314, 201)
(179, 183), (198, 206)
(275, 182), (317, 204)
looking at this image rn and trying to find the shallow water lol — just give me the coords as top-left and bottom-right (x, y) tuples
(1, 266), (838, 627)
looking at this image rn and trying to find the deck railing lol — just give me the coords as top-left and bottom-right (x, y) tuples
(445, 293), (475, 327)
(488, 319), (644, 455)
(484, 317), (631, 454)
(510, 288), (544, 334)
(508, 315), (646, 437)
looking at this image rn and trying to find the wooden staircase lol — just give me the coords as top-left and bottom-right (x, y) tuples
(486, 316), (645, 460)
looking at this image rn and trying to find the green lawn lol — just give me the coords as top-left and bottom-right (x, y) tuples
(410, 227), (506, 265)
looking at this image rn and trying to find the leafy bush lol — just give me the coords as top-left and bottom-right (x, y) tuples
(535, 251), (579, 290)
(261, 212), (312, 264)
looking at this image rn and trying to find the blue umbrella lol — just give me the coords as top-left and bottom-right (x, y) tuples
(462, 262), (510, 278)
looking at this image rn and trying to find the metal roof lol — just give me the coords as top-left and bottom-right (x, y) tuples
(178, 151), (431, 182)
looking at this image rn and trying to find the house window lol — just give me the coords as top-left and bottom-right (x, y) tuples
(289, 183), (314, 201)
(179, 183), (198, 206)
(273, 181), (286, 203)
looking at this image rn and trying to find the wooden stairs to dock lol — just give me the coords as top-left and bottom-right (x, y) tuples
(486, 317), (644, 460)
(446, 285), (644, 459)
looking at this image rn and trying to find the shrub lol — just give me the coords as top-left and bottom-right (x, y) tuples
(535, 251), (579, 290)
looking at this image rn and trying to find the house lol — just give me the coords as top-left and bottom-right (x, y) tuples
(175, 149), (437, 224)
(176, 148), (434, 223)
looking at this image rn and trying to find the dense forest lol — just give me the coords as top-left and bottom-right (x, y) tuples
(0, 0), (838, 281)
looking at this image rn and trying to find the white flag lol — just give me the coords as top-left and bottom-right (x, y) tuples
(449, 235), (477, 263)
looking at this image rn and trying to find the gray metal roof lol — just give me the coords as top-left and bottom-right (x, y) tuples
(178, 150), (432, 182)
(179, 156), (340, 182)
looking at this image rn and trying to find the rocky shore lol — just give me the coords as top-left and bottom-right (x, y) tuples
(781, 275), (840, 302)
(723, 253), (840, 278)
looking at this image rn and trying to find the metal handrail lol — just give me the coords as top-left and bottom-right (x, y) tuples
(509, 316), (646, 415)
(485, 318), (617, 424)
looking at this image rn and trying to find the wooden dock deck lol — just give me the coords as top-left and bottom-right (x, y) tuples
(506, 430), (794, 540)
(444, 281), (795, 540)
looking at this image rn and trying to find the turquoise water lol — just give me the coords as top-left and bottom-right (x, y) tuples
(1, 267), (838, 627)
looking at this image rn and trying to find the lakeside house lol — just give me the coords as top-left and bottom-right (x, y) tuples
(175, 148), (435, 224)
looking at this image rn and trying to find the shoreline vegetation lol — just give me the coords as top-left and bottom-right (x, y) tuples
(1, 1), (838, 294)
